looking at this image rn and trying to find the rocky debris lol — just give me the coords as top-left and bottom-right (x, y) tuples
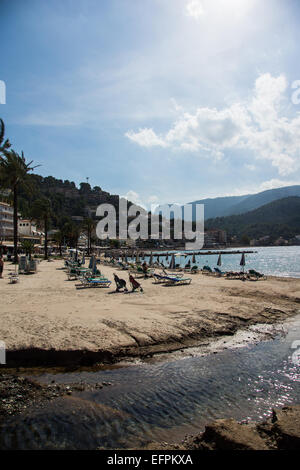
(186, 419), (269, 450)
(182, 405), (300, 450)
(270, 406), (300, 450)
(0, 373), (112, 421)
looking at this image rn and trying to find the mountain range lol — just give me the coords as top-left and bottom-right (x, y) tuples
(205, 196), (300, 240)
(187, 185), (300, 220)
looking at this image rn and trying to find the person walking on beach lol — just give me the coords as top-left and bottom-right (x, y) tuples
(129, 274), (143, 293)
(0, 255), (4, 279)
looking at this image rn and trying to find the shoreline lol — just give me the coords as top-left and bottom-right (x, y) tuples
(142, 405), (300, 450)
(0, 312), (299, 449)
(1, 259), (300, 369)
(3, 317), (287, 369)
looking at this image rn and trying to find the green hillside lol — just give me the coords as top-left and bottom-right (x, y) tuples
(205, 196), (300, 240)
(1, 173), (121, 228)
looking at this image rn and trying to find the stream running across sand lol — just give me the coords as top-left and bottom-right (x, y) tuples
(0, 315), (300, 449)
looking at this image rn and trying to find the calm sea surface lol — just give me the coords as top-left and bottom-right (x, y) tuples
(143, 246), (300, 278)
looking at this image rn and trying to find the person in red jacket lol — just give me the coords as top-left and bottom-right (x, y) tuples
(0, 255), (4, 279)
(129, 274), (143, 293)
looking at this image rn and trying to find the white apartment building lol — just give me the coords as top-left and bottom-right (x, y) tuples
(0, 202), (14, 239)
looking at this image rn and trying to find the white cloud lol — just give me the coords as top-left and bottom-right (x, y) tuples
(185, 0), (204, 20)
(125, 73), (300, 176)
(258, 178), (300, 191)
(122, 190), (144, 207)
(125, 128), (169, 148)
(122, 191), (161, 211)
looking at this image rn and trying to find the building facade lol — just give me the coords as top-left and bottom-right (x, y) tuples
(18, 219), (38, 237)
(0, 202), (14, 240)
(204, 229), (227, 247)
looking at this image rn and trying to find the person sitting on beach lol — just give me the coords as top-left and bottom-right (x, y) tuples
(113, 273), (128, 292)
(0, 255), (3, 279)
(129, 274), (143, 293)
(142, 261), (149, 278)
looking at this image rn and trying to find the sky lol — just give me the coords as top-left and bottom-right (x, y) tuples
(1, 0), (300, 209)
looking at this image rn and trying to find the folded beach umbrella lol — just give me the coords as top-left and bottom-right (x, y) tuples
(82, 255), (85, 266)
(217, 254), (222, 266)
(165, 252), (169, 262)
(169, 253), (175, 269)
(136, 252), (140, 264)
(192, 253), (196, 264)
(185, 258), (191, 268)
(149, 252), (153, 266)
(92, 257), (98, 275)
(89, 255), (95, 270)
(240, 253), (246, 272)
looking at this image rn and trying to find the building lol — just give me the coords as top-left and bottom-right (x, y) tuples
(204, 229), (227, 247)
(0, 202), (14, 239)
(18, 219), (38, 237)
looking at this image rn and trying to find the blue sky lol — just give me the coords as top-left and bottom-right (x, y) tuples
(1, 0), (300, 208)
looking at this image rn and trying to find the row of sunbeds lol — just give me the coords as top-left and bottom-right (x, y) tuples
(64, 259), (112, 288)
(64, 258), (193, 288)
(202, 266), (267, 280)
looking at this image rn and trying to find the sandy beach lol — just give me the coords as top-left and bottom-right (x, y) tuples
(1, 259), (300, 366)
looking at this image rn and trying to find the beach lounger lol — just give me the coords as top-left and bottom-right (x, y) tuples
(67, 266), (93, 280)
(164, 276), (192, 286)
(161, 269), (183, 278)
(153, 273), (191, 285)
(117, 261), (129, 270)
(202, 266), (213, 275)
(9, 272), (19, 284)
(79, 277), (111, 288)
(248, 269), (267, 280)
(214, 267), (226, 277)
(153, 273), (168, 284)
(184, 265), (199, 274)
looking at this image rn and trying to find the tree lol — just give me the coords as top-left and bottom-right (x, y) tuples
(82, 217), (94, 255)
(0, 119), (11, 155)
(241, 234), (250, 246)
(79, 182), (91, 193)
(109, 239), (120, 248)
(31, 198), (52, 260)
(62, 221), (80, 249)
(52, 230), (64, 257)
(0, 123), (39, 263)
(20, 239), (35, 260)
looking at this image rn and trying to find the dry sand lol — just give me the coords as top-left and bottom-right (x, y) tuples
(1, 259), (300, 365)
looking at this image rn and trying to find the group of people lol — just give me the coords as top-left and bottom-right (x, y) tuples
(113, 273), (143, 293)
(112, 260), (150, 293)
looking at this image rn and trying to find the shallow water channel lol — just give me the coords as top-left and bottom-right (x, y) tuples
(1, 316), (300, 449)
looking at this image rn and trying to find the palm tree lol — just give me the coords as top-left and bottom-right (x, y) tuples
(0, 145), (39, 263)
(31, 198), (52, 260)
(20, 239), (35, 260)
(82, 217), (95, 256)
(0, 119), (11, 154)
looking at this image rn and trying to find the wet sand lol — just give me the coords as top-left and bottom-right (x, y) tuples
(1, 259), (300, 366)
